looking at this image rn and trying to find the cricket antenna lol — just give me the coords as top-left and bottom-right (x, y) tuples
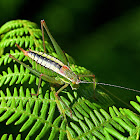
(15, 43), (28, 56)
(80, 81), (140, 93)
(97, 82), (140, 93)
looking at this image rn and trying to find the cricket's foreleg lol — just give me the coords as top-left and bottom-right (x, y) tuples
(79, 74), (96, 98)
(55, 83), (73, 117)
(79, 74), (96, 89)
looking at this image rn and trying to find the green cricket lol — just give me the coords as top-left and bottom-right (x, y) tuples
(9, 20), (140, 117)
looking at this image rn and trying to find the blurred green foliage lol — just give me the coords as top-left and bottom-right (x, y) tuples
(0, 0), (140, 105)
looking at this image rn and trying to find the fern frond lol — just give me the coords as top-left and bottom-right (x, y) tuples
(0, 20), (140, 140)
(0, 20), (37, 35)
(0, 134), (21, 140)
(0, 49), (26, 66)
(0, 64), (35, 86)
(67, 101), (140, 140)
(130, 96), (140, 113)
(0, 87), (68, 139)
(0, 20), (54, 54)
(0, 36), (37, 49)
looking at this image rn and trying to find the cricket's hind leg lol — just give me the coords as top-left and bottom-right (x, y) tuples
(41, 20), (46, 53)
(40, 20), (67, 65)
(31, 73), (43, 96)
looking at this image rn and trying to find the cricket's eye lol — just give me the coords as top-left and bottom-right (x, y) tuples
(72, 81), (76, 84)
(71, 78), (75, 84)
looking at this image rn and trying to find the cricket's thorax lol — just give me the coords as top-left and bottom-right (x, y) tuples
(27, 50), (79, 84)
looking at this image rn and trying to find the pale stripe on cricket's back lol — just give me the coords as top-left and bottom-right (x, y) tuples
(28, 50), (64, 73)
(28, 49), (77, 83)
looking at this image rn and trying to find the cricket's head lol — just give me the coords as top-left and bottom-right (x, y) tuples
(71, 76), (81, 85)
(70, 80), (80, 90)
(60, 65), (81, 85)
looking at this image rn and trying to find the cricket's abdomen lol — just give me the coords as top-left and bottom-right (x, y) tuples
(27, 50), (64, 77)
(27, 49), (79, 84)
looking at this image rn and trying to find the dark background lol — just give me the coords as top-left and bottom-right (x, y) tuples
(1, 0), (140, 102)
